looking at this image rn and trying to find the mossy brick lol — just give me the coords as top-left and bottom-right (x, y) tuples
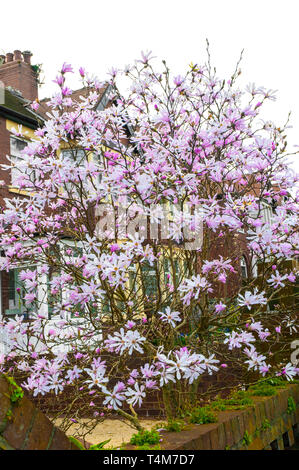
(247, 436), (264, 450)
(0, 392), (12, 423)
(276, 416), (286, 435)
(243, 410), (256, 436)
(262, 423), (278, 447)
(187, 437), (204, 450)
(230, 416), (241, 444)
(223, 419), (234, 447)
(175, 436), (197, 450)
(237, 412), (246, 438)
(290, 410), (297, 426)
(183, 438), (197, 450)
(217, 423), (226, 449)
(261, 427), (272, 446)
(277, 437), (284, 450)
(195, 436), (207, 451)
(267, 423), (280, 443)
(22, 409), (54, 450)
(258, 401), (267, 423)
(241, 408), (252, 427)
(233, 440), (244, 450)
(230, 443), (239, 450)
(253, 403), (262, 429)
(173, 431), (205, 450)
(210, 427), (220, 450)
(0, 375), (9, 393)
(287, 428), (295, 447)
(3, 397), (36, 449)
(48, 426), (73, 450)
(282, 413), (292, 431)
(201, 429), (212, 449)
(268, 397), (276, 421)
(284, 387), (291, 399)
(279, 389), (289, 411)
(264, 400), (272, 422)
(0, 376), (12, 421)
(272, 395), (280, 417)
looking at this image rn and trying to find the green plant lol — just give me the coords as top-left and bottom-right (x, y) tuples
(287, 396), (296, 415)
(210, 401), (227, 411)
(249, 383), (277, 397)
(89, 439), (111, 450)
(190, 406), (217, 425)
(262, 377), (286, 388)
(136, 443), (161, 450)
(253, 428), (260, 438)
(5, 409), (12, 420)
(210, 390), (253, 411)
(130, 429), (160, 447)
(242, 430), (252, 446)
(68, 436), (111, 450)
(68, 436), (85, 450)
(226, 390), (254, 407)
(260, 419), (271, 431)
(6, 376), (24, 404)
(31, 63), (44, 86)
(164, 419), (186, 432)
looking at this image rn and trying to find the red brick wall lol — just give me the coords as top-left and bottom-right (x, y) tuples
(0, 59), (38, 101)
(0, 374), (78, 450)
(157, 384), (299, 450)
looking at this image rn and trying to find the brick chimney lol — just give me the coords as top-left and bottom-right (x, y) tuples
(0, 50), (38, 101)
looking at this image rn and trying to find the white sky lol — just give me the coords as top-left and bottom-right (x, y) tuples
(1, 0), (299, 172)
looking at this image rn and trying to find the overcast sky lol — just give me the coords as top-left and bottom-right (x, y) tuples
(1, 0), (299, 171)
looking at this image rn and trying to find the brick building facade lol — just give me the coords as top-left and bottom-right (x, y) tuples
(0, 50), (38, 101)
(0, 50), (122, 325)
(0, 51), (43, 320)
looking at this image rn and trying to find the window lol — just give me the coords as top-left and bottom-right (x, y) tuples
(60, 148), (87, 195)
(10, 136), (34, 187)
(262, 203), (273, 225)
(128, 267), (138, 293)
(47, 267), (62, 319)
(163, 258), (181, 286)
(5, 269), (31, 318)
(141, 261), (158, 302)
(96, 85), (112, 111)
(61, 148), (86, 167)
(240, 256), (248, 280)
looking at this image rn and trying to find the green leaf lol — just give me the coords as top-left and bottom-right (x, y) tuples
(68, 436), (85, 450)
(89, 439), (111, 450)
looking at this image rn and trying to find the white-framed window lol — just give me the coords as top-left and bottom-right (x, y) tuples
(240, 256), (248, 280)
(61, 148), (86, 168)
(261, 203), (274, 225)
(10, 135), (35, 187)
(5, 267), (37, 318)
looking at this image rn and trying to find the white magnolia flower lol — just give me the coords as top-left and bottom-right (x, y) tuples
(158, 307), (181, 328)
(237, 289), (267, 310)
(102, 386), (126, 410)
(125, 383), (146, 407)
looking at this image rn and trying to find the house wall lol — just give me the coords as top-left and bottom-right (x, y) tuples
(0, 51), (38, 101)
(0, 115), (11, 205)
